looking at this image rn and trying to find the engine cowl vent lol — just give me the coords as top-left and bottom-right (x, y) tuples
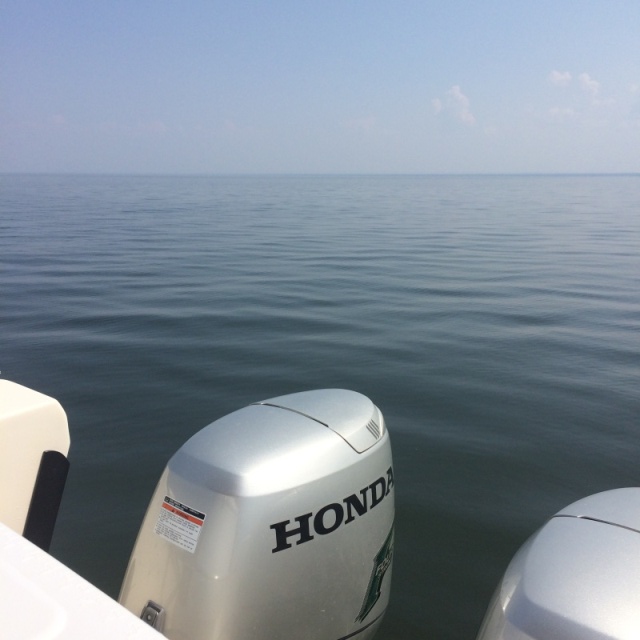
(366, 419), (381, 440)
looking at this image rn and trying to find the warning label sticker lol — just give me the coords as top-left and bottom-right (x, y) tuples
(154, 496), (206, 554)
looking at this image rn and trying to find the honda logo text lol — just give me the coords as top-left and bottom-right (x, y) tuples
(270, 467), (394, 553)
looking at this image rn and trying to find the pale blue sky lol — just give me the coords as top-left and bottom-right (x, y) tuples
(2, 1), (639, 174)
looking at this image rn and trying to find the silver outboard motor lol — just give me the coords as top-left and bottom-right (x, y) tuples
(477, 488), (640, 640)
(119, 389), (394, 640)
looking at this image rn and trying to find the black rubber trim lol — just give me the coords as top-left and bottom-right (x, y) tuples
(23, 450), (70, 552)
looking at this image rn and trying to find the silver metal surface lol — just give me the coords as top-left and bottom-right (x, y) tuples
(120, 389), (394, 640)
(556, 487), (640, 530)
(259, 389), (385, 452)
(140, 601), (165, 632)
(477, 488), (640, 640)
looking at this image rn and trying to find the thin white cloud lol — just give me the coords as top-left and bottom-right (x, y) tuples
(447, 86), (476, 125)
(546, 70), (616, 121)
(549, 70), (571, 87)
(433, 86), (476, 125)
(579, 73), (600, 96)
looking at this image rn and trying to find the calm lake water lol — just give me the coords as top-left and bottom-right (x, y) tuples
(2, 174), (639, 639)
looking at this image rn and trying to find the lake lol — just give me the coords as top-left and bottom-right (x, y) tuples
(2, 173), (639, 638)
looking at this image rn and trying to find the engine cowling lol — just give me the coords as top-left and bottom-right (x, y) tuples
(119, 389), (394, 640)
(477, 488), (640, 640)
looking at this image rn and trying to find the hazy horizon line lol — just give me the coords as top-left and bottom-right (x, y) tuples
(3, 171), (639, 178)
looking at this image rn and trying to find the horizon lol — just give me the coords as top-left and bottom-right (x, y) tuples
(3, 171), (640, 178)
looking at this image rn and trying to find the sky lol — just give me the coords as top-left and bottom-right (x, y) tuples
(2, 1), (639, 174)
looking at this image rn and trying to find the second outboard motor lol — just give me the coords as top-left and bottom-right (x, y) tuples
(477, 488), (640, 640)
(119, 389), (394, 640)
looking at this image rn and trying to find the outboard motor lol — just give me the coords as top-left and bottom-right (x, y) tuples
(477, 488), (640, 640)
(119, 389), (394, 640)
